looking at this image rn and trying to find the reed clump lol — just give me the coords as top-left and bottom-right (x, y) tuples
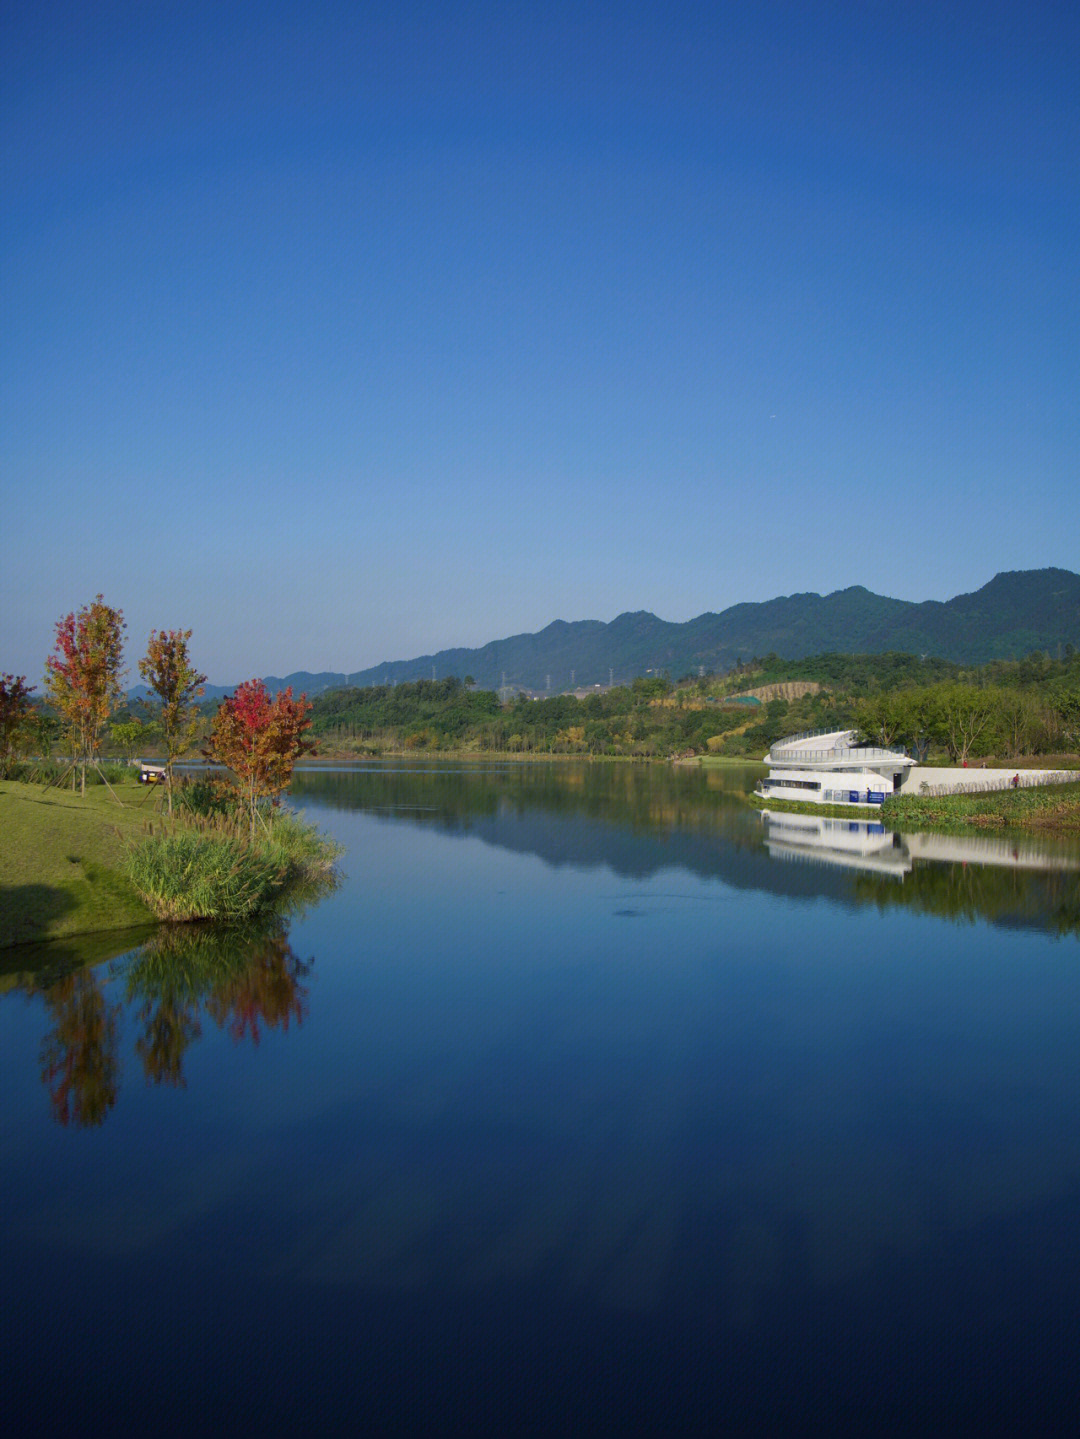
(124, 831), (287, 922)
(124, 783), (343, 923)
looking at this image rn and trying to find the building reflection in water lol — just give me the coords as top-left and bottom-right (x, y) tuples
(760, 810), (1080, 878)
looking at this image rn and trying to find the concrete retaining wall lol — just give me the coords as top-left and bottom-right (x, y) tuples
(898, 766), (1075, 796)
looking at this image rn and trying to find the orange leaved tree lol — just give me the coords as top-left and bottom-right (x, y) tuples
(205, 680), (314, 839)
(139, 628), (206, 815)
(44, 595), (126, 794)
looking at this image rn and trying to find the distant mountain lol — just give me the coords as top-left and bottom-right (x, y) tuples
(126, 671), (348, 704)
(128, 568), (1080, 700)
(326, 569), (1080, 692)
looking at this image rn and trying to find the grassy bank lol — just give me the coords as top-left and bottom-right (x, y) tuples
(881, 780), (1080, 831)
(699, 755), (767, 768)
(748, 794), (883, 819)
(0, 778), (342, 947)
(0, 778), (159, 946)
(747, 780), (1080, 831)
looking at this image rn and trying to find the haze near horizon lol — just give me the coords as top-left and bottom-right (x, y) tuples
(3, 1), (1077, 683)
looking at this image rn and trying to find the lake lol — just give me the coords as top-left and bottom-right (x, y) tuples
(3, 760), (1079, 1435)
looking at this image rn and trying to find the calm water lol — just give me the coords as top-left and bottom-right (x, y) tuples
(3, 761), (1079, 1435)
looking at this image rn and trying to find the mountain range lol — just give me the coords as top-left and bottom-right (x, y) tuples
(137, 568), (1080, 699)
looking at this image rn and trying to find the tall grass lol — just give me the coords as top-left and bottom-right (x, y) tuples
(123, 806), (342, 922)
(124, 832), (287, 921)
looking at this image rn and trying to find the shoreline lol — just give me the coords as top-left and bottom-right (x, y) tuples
(0, 778), (340, 949)
(0, 778), (159, 947)
(748, 783), (1080, 834)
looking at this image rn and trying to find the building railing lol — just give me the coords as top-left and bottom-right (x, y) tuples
(769, 744), (909, 765)
(913, 771), (1074, 797)
(774, 728), (850, 745)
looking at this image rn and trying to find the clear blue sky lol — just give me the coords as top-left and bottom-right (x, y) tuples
(3, 1), (1077, 684)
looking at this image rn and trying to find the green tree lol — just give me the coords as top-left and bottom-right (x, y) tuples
(110, 717), (160, 762)
(856, 689), (911, 748)
(139, 629), (207, 815)
(44, 595), (126, 794)
(937, 683), (998, 764)
(994, 688), (1040, 759)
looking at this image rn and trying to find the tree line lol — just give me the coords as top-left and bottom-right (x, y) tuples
(7, 611), (1077, 773)
(1, 595), (313, 828)
(306, 652), (1080, 762)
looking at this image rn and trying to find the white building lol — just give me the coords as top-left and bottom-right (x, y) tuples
(755, 729), (916, 808)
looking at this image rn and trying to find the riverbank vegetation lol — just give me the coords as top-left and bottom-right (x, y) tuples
(301, 650), (1080, 765)
(2, 599), (339, 945)
(125, 803), (341, 923)
(750, 776), (1080, 833)
(881, 780), (1080, 831)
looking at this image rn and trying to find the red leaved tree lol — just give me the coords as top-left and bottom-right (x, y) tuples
(205, 680), (314, 838)
(0, 674), (36, 773)
(44, 596), (126, 793)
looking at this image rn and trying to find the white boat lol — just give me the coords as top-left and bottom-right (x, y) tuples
(755, 729), (915, 808)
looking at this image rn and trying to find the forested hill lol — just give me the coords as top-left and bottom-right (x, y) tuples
(318, 568), (1080, 692)
(130, 568), (1078, 699)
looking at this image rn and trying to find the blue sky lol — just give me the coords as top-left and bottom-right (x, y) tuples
(3, 1), (1077, 683)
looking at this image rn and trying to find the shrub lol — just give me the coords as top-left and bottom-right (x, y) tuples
(173, 775), (240, 819)
(2, 759), (63, 784)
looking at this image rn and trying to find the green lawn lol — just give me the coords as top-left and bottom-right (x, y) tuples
(0, 778), (161, 946)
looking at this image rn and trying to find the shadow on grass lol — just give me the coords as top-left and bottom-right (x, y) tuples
(0, 883), (79, 950)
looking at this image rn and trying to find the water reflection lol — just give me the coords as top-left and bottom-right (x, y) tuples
(39, 969), (122, 1126)
(761, 812), (911, 877)
(21, 917), (312, 1124)
(758, 813), (1080, 936)
(4, 761), (1080, 1431)
(290, 761), (1080, 938)
(762, 809), (1080, 876)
